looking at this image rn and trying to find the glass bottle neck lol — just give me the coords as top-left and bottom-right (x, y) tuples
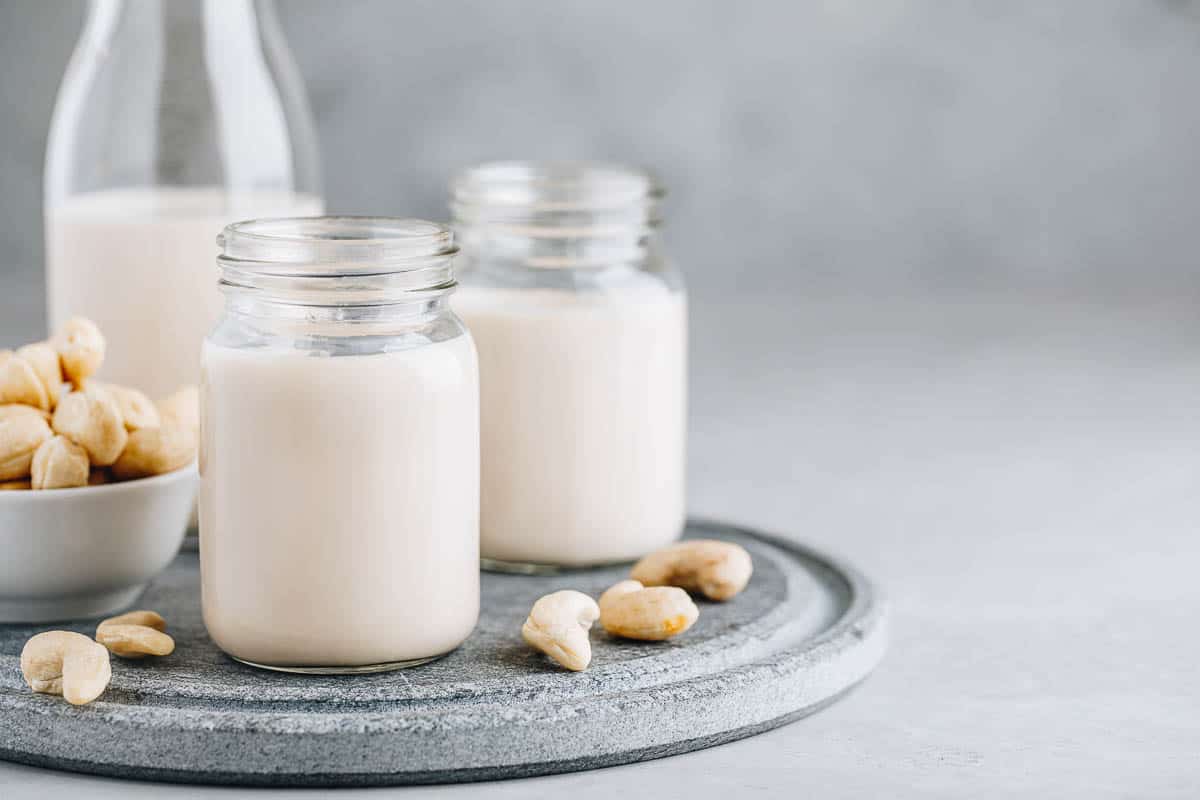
(50, 0), (321, 201)
(86, 0), (275, 43)
(92, 0), (277, 186)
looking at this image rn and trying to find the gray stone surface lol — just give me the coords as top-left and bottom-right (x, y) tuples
(0, 522), (885, 786)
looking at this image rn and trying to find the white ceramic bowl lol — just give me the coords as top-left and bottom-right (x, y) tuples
(0, 465), (197, 623)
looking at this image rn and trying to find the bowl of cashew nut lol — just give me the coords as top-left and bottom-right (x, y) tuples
(0, 318), (199, 623)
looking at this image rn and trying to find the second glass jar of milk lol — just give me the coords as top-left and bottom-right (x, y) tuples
(451, 162), (688, 570)
(200, 217), (479, 672)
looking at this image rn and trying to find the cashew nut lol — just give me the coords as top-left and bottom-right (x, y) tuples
(157, 385), (199, 432)
(100, 609), (167, 630)
(0, 404), (51, 423)
(0, 351), (50, 410)
(0, 414), (53, 481)
(96, 610), (172, 659)
(87, 468), (111, 486)
(598, 580), (699, 641)
(630, 540), (754, 601)
(521, 590), (600, 671)
(52, 384), (127, 466)
(95, 624), (175, 658)
(31, 435), (90, 490)
(16, 341), (64, 408)
(92, 382), (161, 431)
(111, 424), (196, 480)
(54, 317), (106, 385)
(20, 630), (112, 705)
(0, 478), (31, 490)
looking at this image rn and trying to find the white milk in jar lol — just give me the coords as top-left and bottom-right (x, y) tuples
(200, 217), (479, 672)
(454, 284), (686, 567)
(451, 162), (688, 569)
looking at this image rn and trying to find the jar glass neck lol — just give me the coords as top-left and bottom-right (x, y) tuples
(451, 161), (663, 270)
(217, 216), (459, 308)
(221, 291), (453, 332)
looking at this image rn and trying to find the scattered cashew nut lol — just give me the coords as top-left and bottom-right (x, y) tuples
(521, 590), (600, 671)
(0, 414), (53, 481)
(16, 341), (64, 408)
(31, 435), (89, 490)
(598, 580), (699, 641)
(631, 540), (754, 601)
(20, 630), (112, 705)
(99, 609), (167, 630)
(111, 424), (196, 480)
(96, 609), (174, 659)
(0, 351), (50, 410)
(54, 317), (106, 386)
(158, 385), (199, 432)
(52, 383), (128, 466)
(95, 625), (175, 659)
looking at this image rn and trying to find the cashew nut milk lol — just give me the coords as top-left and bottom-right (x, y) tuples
(46, 188), (323, 398)
(454, 283), (687, 567)
(200, 217), (479, 671)
(451, 161), (688, 569)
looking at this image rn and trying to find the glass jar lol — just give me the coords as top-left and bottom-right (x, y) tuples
(450, 162), (688, 571)
(45, 0), (323, 398)
(200, 217), (480, 673)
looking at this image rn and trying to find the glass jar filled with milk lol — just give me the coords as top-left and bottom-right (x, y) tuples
(200, 217), (480, 672)
(45, 0), (322, 398)
(451, 162), (687, 570)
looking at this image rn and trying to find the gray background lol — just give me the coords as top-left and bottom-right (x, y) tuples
(2, 2), (1199, 798)
(4, 1), (1200, 303)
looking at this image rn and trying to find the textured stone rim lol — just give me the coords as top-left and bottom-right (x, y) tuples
(0, 519), (888, 786)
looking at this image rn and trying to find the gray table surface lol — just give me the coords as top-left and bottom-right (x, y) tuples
(1, 280), (1196, 798)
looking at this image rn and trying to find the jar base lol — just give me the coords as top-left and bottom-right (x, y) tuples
(480, 556), (635, 575)
(231, 653), (445, 675)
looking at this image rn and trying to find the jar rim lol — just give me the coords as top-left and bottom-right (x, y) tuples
(217, 216), (458, 303)
(218, 216), (457, 273)
(451, 161), (664, 211)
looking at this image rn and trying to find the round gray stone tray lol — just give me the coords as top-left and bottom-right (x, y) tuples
(0, 520), (887, 786)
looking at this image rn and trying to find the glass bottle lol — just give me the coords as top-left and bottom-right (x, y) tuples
(201, 217), (479, 673)
(451, 161), (688, 571)
(45, 0), (323, 399)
